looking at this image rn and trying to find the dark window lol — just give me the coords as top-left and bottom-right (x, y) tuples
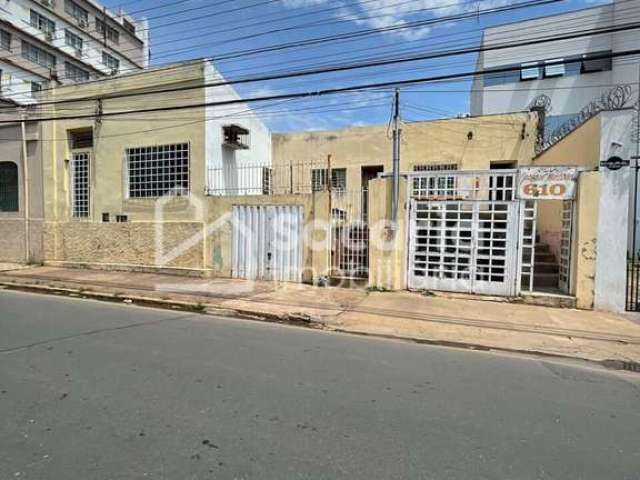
(0, 29), (11, 51)
(582, 51), (612, 73)
(65, 62), (90, 82)
(0, 162), (19, 212)
(96, 18), (120, 44)
(102, 51), (119, 73)
(22, 41), (56, 69)
(70, 129), (93, 149)
(116, 214), (128, 223)
(65, 0), (89, 24)
(122, 19), (136, 35)
(31, 81), (42, 94)
(312, 168), (346, 192)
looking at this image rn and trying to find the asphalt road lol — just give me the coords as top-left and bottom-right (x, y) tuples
(1, 290), (639, 480)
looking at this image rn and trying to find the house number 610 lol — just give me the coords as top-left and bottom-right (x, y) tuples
(522, 183), (567, 197)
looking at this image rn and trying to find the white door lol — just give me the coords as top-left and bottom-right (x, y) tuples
(408, 200), (518, 296)
(232, 205), (304, 282)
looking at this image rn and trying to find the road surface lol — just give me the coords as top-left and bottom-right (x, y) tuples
(1, 290), (639, 479)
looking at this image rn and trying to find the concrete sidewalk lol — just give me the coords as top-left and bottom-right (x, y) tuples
(1, 265), (640, 366)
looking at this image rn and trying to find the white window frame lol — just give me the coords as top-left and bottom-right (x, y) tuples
(544, 59), (565, 78)
(70, 151), (90, 218)
(520, 62), (540, 81)
(65, 0), (89, 24)
(102, 51), (119, 73)
(22, 41), (56, 69)
(64, 61), (90, 82)
(125, 143), (190, 199)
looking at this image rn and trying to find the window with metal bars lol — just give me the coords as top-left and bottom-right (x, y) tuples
(126, 143), (190, 198)
(70, 152), (90, 218)
(312, 168), (346, 192)
(0, 162), (18, 212)
(413, 164), (458, 198)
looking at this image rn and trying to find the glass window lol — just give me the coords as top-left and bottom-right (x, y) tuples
(0, 29), (11, 51)
(102, 51), (119, 73)
(312, 168), (346, 192)
(64, 62), (90, 82)
(582, 51), (612, 73)
(520, 62), (540, 81)
(30, 10), (56, 35)
(65, 30), (83, 52)
(70, 152), (90, 218)
(0, 162), (18, 212)
(64, 0), (89, 24)
(22, 41), (56, 69)
(70, 129), (93, 149)
(126, 144), (190, 198)
(544, 59), (565, 78)
(96, 18), (120, 44)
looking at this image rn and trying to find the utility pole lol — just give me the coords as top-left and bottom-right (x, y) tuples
(391, 88), (401, 226)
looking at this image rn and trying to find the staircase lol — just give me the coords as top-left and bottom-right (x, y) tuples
(533, 241), (560, 290)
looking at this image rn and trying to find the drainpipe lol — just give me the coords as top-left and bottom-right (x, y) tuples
(391, 88), (401, 226)
(20, 113), (30, 263)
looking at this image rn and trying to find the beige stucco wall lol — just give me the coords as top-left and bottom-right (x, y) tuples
(572, 172), (600, 309)
(368, 177), (408, 290)
(272, 112), (538, 192)
(530, 116), (601, 268)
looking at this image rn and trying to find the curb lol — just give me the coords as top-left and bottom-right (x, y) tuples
(1, 279), (638, 375)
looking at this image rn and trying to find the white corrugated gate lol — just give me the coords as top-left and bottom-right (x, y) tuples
(231, 205), (304, 282)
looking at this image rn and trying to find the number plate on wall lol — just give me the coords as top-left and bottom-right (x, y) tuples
(517, 167), (579, 200)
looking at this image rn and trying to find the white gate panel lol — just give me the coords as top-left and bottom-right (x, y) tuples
(408, 200), (518, 296)
(232, 205), (304, 282)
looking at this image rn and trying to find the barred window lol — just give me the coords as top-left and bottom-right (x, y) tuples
(413, 164), (458, 198)
(312, 168), (346, 192)
(65, 62), (90, 82)
(71, 152), (90, 218)
(65, 0), (88, 24)
(0, 29), (11, 51)
(102, 51), (119, 73)
(22, 41), (56, 69)
(126, 143), (190, 198)
(0, 162), (18, 212)
(30, 10), (55, 35)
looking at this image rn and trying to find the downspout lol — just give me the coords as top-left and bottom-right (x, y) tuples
(20, 114), (30, 263)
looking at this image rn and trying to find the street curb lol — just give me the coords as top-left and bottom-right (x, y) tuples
(0, 280), (324, 329)
(1, 279), (638, 374)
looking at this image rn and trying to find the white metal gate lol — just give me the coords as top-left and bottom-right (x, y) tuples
(558, 200), (573, 294)
(330, 189), (369, 279)
(231, 205), (304, 282)
(408, 199), (519, 296)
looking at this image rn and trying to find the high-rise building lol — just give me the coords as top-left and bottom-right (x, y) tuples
(0, 0), (149, 104)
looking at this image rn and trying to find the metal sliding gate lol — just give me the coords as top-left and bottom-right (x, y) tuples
(408, 199), (519, 296)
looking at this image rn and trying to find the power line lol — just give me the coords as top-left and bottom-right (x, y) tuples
(4, 47), (640, 125)
(7, 18), (640, 113)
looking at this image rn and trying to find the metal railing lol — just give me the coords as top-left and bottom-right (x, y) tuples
(206, 161), (334, 196)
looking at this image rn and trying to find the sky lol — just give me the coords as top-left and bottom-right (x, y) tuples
(101, 0), (607, 132)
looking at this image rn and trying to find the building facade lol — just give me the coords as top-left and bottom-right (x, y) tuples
(0, 0), (149, 105)
(471, 0), (640, 137)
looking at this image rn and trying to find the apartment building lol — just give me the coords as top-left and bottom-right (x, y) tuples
(0, 0), (149, 105)
(471, 0), (640, 137)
